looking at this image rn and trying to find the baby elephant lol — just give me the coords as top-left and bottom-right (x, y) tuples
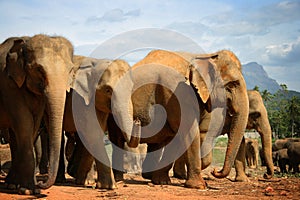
(245, 138), (259, 169)
(273, 149), (291, 173)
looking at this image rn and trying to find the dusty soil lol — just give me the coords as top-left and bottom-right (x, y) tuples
(0, 166), (299, 200)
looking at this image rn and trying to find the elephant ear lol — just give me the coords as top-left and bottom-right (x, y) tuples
(5, 38), (27, 88)
(189, 58), (217, 104)
(72, 57), (111, 105)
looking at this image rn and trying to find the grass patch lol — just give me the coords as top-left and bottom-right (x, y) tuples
(212, 147), (226, 166)
(214, 136), (228, 148)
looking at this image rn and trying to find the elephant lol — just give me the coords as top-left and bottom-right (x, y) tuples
(259, 147), (266, 166)
(245, 138), (259, 169)
(0, 35), (74, 194)
(61, 55), (141, 189)
(286, 141), (300, 173)
(174, 90), (274, 181)
(272, 138), (300, 151)
(272, 148), (291, 173)
(34, 122), (49, 175)
(106, 49), (249, 189)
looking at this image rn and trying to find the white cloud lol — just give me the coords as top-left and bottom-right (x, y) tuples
(86, 8), (141, 23)
(264, 38), (300, 64)
(0, 0), (300, 91)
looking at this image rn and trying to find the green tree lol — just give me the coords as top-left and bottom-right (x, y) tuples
(253, 85), (260, 92)
(286, 96), (300, 137)
(261, 89), (273, 106)
(280, 84), (288, 91)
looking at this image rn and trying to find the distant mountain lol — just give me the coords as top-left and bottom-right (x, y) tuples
(242, 62), (280, 94)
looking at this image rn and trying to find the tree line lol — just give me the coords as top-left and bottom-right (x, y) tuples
(253, 84), (300, 139)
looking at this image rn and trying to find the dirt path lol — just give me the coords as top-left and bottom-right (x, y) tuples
(0, 167), (299, 200)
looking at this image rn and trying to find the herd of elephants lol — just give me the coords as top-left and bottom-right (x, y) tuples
(0, 34), (299, 195)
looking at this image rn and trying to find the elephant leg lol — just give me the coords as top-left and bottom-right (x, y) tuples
(65, 132), (75, 162)
(150, 135), (176, 185)
(39, 127), (49, 175)
(291, 161), (299, 173)
(67, 133), (94, 185)
(185, 129), (206, 189)
(173, 131), (213, 180)
(5, 129), (18, 187)
(111, 144), (125, 182)
(173, 153), (187, 179)
(142, 143), (164, 180)
(56, 133), (66, 183)
(234, 137), (249, 182)
(255, 149), (259, 169)
(75, 143), (94, 185)
(107, 115), (125, 182)
(257, 122), (274, 179)
(93, 136), (117, 189)
(279, 160), (286, 173)
(95, 159), (116, 189)
(12, 116), (39, 195)
(200, 132), (213, 170)
(34, 135), (42, 174)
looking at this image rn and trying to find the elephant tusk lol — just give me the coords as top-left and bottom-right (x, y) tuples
(126, 118), (141, 148)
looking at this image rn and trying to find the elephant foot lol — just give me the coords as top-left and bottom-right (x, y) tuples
(96, 180), (117, 190)
(235, 174), (249, 182)
(173, 171), (187, 180)
(6, 183), (41, 195)
(75, 178), (86, 185)
(142, 171), (152, 180)
(263, 173), (273, 179)
(18, 187), (41, 195)
(77, 170), (96, 186)
(6, 183), (18, 190)
(114, 171), (124, 182)
(151, 172), (171, 185)
(185, 175), (207, 189)
(55, 174), (66, 184)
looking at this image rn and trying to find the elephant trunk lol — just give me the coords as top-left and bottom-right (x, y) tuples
(37, 81), (66, 189)
(212, 81), (249, 178)
(126, 118), (141, 148)
(112, 76), (140, 148)
(260, 110), (274, 179)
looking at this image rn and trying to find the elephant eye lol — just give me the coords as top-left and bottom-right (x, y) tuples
(103, 86), (113, 95)
(225, 81), (239, 91)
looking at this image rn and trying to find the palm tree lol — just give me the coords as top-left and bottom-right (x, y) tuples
(286, 96), (300, 137)
(261, 89), (272, 105)
(253, 85), (260, 92)
(280, 84), (288, 91)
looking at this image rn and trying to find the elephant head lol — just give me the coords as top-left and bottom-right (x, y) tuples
(3, 35), (74, 189)
(195, 50), (249, 178)
(72, 56), (140, 148)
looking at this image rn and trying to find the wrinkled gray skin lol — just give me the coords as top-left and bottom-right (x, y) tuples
(174, 90), (274, 181)
(272, 138), (300, 151)
(0, 35), (74, 194)
(108, 49), (248, 189)
(273, 149), (291, 173)
(286, 141), (300, 173)
(62, 55), (140, 189)
(66, 49), (248, 189)
(245, 138), (259, 169)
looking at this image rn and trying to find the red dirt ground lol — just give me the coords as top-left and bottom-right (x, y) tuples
(0, 166), (299, 200)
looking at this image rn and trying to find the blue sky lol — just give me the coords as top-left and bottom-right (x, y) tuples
(1, 0), (299, 91)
